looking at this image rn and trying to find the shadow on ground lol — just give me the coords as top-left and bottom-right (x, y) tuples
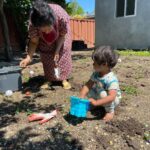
(64, 106), (106, 126)
(0, 124), (83, 150)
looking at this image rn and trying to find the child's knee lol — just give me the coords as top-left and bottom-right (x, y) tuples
(104, 105), (115, 113)
(104, 98), (120, 113)
(103, 101), (116, 113)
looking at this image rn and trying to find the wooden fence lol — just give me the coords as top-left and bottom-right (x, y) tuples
(0, 11), (20, 52)
(70, 19), (95, 49)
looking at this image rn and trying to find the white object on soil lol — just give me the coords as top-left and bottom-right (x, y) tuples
(29, 70), (34, 77)
(118, 58), (122, 63)
(5, 90), (13, 96)
(54, 67), (60, 79)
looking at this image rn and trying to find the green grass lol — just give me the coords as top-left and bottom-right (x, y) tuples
(121, 84), (137, 95)
(144, 131), (150, 142)
(15, 107), (33, 115)
(117, 50), (150, 56)
(22, 76), (30, 83)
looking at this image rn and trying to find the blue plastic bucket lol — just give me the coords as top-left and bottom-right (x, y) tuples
(70, 96), (90, 117)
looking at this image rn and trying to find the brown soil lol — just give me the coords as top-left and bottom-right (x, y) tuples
(0, 51), (150, 150)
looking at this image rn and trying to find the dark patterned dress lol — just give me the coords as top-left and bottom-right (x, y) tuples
(28, 4), (72, 81)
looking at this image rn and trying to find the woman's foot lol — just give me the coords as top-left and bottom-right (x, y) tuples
(103, 112), (114, 122)
(40, 82), (52, 89)
(62, 80), (71, 90)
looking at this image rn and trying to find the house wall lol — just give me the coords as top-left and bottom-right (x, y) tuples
(95, 0), (150, 49)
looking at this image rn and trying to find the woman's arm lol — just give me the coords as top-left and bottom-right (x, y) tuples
(80, 80), (94, 98)
(54, 35), (65, 62)
(55, 35), (65, 54)
(54, 17), (68, 62)
(27, 37), (39, 60)
(20, 37), (39, 67)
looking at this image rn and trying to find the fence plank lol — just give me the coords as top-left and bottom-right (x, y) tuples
(70, 19), (95, 48)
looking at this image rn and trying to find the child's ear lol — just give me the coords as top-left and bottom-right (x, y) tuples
(102, 63), (107, 66)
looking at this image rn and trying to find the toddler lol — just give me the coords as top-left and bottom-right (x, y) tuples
(80, 46), (121, 121)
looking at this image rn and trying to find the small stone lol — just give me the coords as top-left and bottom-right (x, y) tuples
(103, 133), (107, 136)
(118, 58), (122, 63)
(95, 126), (98, 130)
(109, 141), (113, 145)
(91, 138), (94, 142)
(114, 139), (117, 142)
(29, 139), (32, 142)
(140, 145), (144, 148)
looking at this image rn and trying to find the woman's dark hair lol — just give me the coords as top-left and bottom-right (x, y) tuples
(92, 46), (119, 68)
(30, 0), (55, 27)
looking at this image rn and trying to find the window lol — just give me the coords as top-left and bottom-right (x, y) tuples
(126, 0), (135, 16)
(116, 0), (125, 17)
(116, 0), (136, 17)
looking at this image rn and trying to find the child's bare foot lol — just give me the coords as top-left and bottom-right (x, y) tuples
(103, 112), (114, 122)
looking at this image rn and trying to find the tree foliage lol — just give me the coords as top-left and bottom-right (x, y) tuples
(3, 0), (67, 43)
(0, 0), (13, 61)
(0, 0), (67, 60)
(66, 0), (85, 16)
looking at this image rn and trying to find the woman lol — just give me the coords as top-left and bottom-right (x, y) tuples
(20, 0), (72, 90)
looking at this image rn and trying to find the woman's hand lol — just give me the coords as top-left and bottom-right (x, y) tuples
(54, 53), (59, 63)
(89, 98), (97, 106)
(20, 57), (31, 68)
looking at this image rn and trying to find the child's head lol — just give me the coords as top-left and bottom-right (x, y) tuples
(92, 46), (119, 72)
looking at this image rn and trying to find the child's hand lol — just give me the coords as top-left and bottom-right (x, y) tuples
(79, 95), (85, 99)
(89, 98), (97, 106)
